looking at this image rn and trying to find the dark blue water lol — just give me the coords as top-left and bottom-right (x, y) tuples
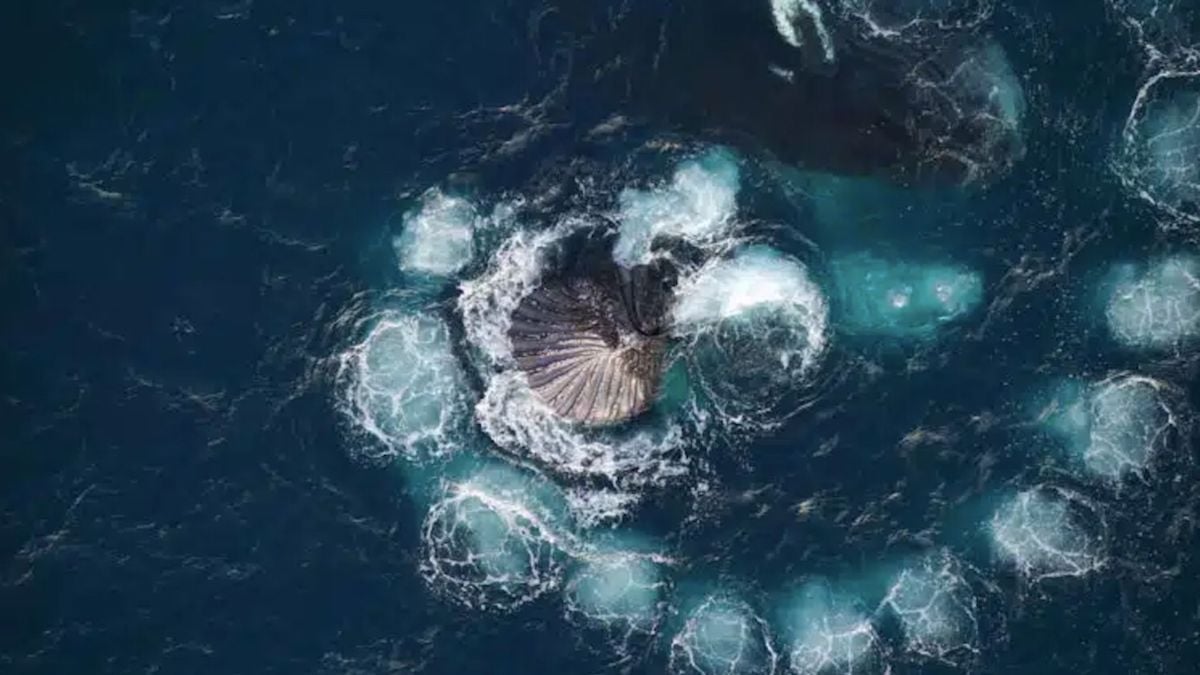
(4, 1), (1200, 674)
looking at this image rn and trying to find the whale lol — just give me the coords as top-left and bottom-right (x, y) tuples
(508, 255), (675, 426)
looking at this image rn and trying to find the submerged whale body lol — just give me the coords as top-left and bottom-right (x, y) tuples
(566, 0), (1024, 184)
(509, 255), (675, 426)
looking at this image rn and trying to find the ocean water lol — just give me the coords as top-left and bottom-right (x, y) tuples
(4, 1), (1200, 674)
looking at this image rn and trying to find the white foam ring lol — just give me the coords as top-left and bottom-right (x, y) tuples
(1086, 374), (1177, 482)
(420, 469), (570, 612)
(1117, 69), (1200, 225)
(990, 486), (1107, 581)
(783, 584), (884, 675)
(337, 309), (472, 461)
(419, 459), (676, 621)
(881, 550), (980, 667)
(456, 165), (830, 517)
(564, 548), (668, 655)
(613, 148), (743, 268)
(669, 595), (779, 675)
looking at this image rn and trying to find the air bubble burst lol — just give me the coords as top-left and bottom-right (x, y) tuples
(614, 148), (742, 268)
(990, 487), (1106, 581)
(671, 246), (829, 431)
(1117, 71), (1200, 224)
(420, 464), (570, 611)
(670, 595), (779, 675)
(882, 551), (980, 666)
(565, 550), (665, 630)
(830, 253), (983, 339)
(780, 583), (883, 675)
(338, 311), (472, 461)
(1104, 255), (1200, 349)
(1086, 375), (1177, 481)
(394, 188), (480, 277)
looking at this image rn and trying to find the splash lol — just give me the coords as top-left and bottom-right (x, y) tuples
(669, 594), (779, 675)
(671, 245), (829, 430)
(829, 253), (983, 339)
(476, 370), (691, 485)
(459, 222), (572, 366)
(394, 188), (480, 277)
(771, 0), (838, 65)
(1104, 255), (1200, 349)
(613, 148), (742, 268)
(881, 550), (979, 667)
(420, 462), (572, 611)
(338, 310), (473, 461)
(990, 486), (1106, 581)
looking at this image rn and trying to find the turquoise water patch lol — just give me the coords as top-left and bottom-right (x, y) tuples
(829, 253), (983, 339)
(1103, 255), (1200, 349)
(779, 582), (883, 675)
(393, 188), (480, 277)
(989, 487), (1106, 581)
(1032, 378), (1092, 449)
